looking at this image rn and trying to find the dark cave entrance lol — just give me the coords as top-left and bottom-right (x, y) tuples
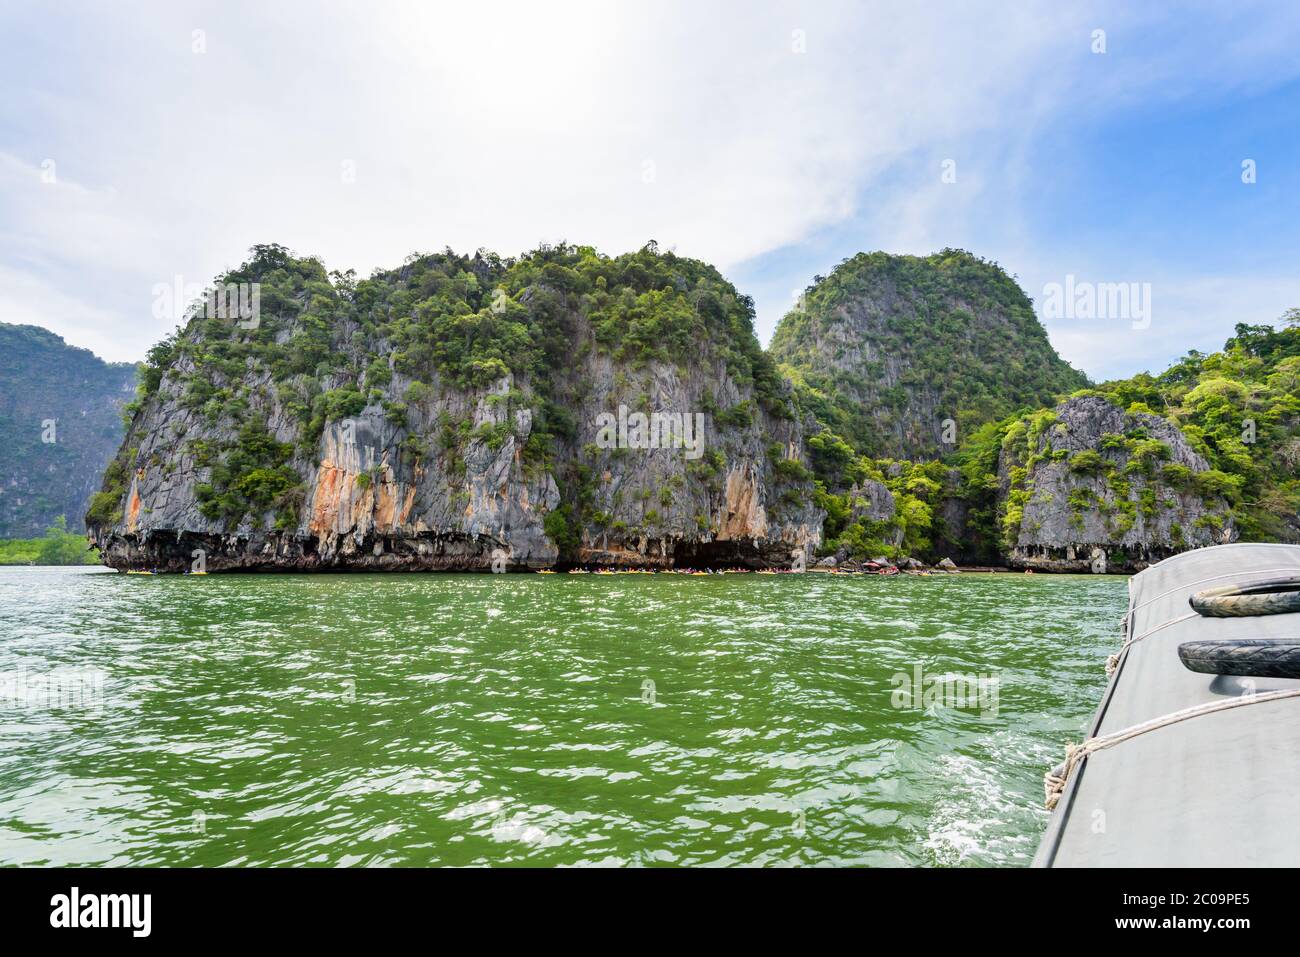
(671, 538), (778, 570)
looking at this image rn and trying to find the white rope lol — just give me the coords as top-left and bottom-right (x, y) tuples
(1105, 611), (1198, 675)
(1044, 688), (1300, 809)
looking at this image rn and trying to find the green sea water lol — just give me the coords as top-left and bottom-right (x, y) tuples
(0, 566), (1126, 866)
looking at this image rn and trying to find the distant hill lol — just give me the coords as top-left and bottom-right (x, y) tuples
(770, 249), (1088, 460)
(0, 323), (138, 537)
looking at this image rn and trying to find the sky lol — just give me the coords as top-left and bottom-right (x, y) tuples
(2, 1), (1299, 380)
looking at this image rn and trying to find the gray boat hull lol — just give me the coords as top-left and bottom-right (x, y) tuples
(1034, 543), (1300, 867)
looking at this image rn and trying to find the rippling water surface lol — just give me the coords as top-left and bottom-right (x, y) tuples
(0, 566), (1126, 866)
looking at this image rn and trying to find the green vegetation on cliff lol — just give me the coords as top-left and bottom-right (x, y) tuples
(951, 319), (1299, 554)
(97, 242), (793, 532)
(779, 248), (1091, 562)
(802, 308), (1299, 564)
(771, 249), (1088, 460)
(813, 453), (952, 560)
(1082, 320), (1299, 541)
(84, 238), (1298, 566)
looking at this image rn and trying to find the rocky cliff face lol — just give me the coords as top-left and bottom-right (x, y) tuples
(83, 243), (1281, 575)
(801, 317), (1296, 571)
(88, 244), (821, 571)
(102, 368), (565, 571)
(0, 323), (138, 536)
(770, 249), (1087, 460)
(998, 396), (1236, 572)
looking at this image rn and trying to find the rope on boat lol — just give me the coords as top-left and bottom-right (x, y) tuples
(1044, 688), (1300, 809)
(1105, 611), (1198, 676)
(1059, 567), (1300, 809)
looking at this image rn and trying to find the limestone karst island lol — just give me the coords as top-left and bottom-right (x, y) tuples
(75, 245), (1288, 576)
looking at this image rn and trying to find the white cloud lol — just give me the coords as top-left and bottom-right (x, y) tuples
(1047, 274), (1300, 381)
(1, 0), (1299, 375)
(0, 263), (131, 363)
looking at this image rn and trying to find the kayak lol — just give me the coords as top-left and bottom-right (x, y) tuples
(1035, 542), (1300, 867)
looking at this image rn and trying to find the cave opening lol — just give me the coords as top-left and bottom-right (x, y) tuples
(670, 539), (776, 570)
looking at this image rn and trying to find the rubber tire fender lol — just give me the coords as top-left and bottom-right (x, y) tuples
(1178, 638), (1300, 679)
(1189, 576), (1300, 618)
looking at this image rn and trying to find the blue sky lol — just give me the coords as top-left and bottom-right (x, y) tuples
(2, 1), (1299, 380)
